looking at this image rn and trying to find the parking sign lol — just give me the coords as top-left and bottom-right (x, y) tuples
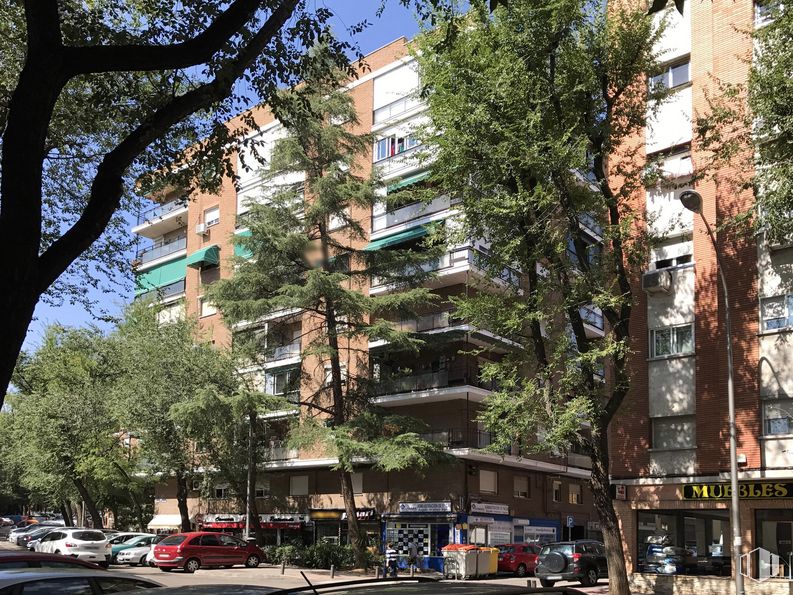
(566, 515), (575, 528)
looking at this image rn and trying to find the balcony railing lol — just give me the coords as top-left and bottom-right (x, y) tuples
(420, 428), (466, 447)
(386, 311), (454, 333)
(267, 341), (301, 362)
(579, 305), (604, 331)
(375, 144), (423, 178)
(374, 370), (497, 397)
(267, 443), (299, 460)
(135, 235), (187, 264)
(373, 96), (423, 125)
(136, 279), (186, 302)
(136, 199), (185, 226)
(372, 195), (453, 234)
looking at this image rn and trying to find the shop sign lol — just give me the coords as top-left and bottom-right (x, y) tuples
(259, 513), (308, 524)
(468, 515), (495, 525)
(470, 502), (510, 515)
(513, 518), (531, 526)
(398, 501), (452, 514)
(309, 510), (343, 521)
(203, 514), (243, 523)
(682, 482), (793, 500)
(341, 509), (377, 521)
(490, 521), (513, 534)
(524, 526), (557, 537)
(614, 484), (627, 501)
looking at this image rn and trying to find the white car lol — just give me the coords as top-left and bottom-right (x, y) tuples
(116, 535), (166, 566)
(35, 528), (111, 566)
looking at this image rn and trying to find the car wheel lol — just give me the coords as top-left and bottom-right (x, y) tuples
(540, 579), (556, 588)
(515, 563), (527, 578)
(159, 567), (172, 572)
(184, 558), (201, 573)
(245, 554), (260, 568)
(139, 555), (147, 566)
(580, 567), (599, 587)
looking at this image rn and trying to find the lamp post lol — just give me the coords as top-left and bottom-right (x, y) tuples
(679, 190), (744, 595)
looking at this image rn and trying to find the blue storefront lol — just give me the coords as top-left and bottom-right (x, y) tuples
(383, 501), (464, 572)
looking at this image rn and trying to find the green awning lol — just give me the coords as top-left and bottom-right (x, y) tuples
(364, 226), (428, 251)
(386, 170), (431, 193)
(186, 244), (220, 268)
(135, 257), (186, 295)
(234, 230), (253, 259)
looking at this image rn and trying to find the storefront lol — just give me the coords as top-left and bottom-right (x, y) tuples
(200, 513), (245, 537)
(384, 501), (461, 572)
(513, 517), (560, 544)
(258, 513), (310, 546)
(146, 514), (184, 535)
(309, 508), (379, 546)
(467, 502), (513, 545)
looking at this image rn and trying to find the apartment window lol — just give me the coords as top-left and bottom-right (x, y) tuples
(650, 323), (694, 358)
(654, 253), (692, 270)
(290, 475), (309, 496)
(480, 469), (498, 495)
(650, 59), (691, 91)
(552, 480), (562, 503)
(323, 363), (347, 387)
(374, 134), (420, 162)
(255, 479), (271, 498)
(265, 368), (300, 402)
(351, 472), (363, 495)
(514, 476), (530, 499)
(761, 295), (793, 331)
(652, 416), (696, 450)
(329, 207), (350, 231)
(204, 206), (220, 227)
(569, 483), (583, 505)
(763, 397), (793, 435)
(199, 296), (218, 317)
(213, 484), (230, 499)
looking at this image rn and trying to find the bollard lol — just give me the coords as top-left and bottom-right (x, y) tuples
(375, 566), (381, 579)
(410, 565), (415, 577)
(280, 560), (285, 575)
(330, 564), (335, 579)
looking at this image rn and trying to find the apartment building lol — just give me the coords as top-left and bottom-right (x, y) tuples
(133, 38), (597, 566)
(611, 0), (793, 582)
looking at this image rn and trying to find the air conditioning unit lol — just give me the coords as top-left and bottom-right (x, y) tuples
(642, 270), (673, 294)
(195, 223), (207, 235)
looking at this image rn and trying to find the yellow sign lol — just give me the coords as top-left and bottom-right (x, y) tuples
(682, 482), (793, 500)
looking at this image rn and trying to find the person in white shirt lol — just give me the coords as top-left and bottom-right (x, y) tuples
(384, 542), (398, 577)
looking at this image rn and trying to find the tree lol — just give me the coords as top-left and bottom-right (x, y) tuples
(110, 301), (240, 532)
(415, 2), (661, 593)
(0, 0), (457, 408)
(5, 325), (138, 528)
(750, 0), (793, 239)
(210, 51), (446, 567)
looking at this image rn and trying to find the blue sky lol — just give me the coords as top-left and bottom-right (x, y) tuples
(23, 1), (423, 352)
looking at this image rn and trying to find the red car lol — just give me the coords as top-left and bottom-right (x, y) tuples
(497, 542), (540, 577)
(152, 531), (263, 573)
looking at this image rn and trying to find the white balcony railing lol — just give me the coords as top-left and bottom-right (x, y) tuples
(372, 195), (452, 234)
(268, 341), (301, 361)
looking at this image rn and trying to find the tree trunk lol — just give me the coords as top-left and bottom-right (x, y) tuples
(339, 469), (367, 569)
(112, 462), (145, 531)
(175, 471), (191, 532)
(72, 477), (103, 529)
(59, 501), (73, 526)
(591, 421), (631, 595)
(0, 287), (38, 407)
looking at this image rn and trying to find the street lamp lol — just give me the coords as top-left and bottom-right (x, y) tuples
(679, 190), (744, 595)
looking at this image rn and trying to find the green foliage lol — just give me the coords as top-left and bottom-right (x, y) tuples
(265, 542), (378, 569)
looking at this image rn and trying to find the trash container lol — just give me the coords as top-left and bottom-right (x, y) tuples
(477, 547), (499, 576)
(441, 544), (478, 579)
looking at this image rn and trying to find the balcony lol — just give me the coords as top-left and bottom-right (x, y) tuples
(372, 369), (496, 406)
(135, 235), (187, 266)
(267, 441), (299, 461)
(267, 341), (301, 363)
(579, 304), (605, 338)
(135, 279), (185, 302)
(373, 96), (423, 126)
(132, 199), (188, 239)
(370, 246), (520, 294)
(419, 428), (498, 450)
(371, 195), (456, 237)
(375, 143), (424, 180)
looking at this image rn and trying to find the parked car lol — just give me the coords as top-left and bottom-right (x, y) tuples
(0, 551), (106, 571)
(108, 532), (151, 547)
(34, 528), (112, 567)
(111, 534), (158, 563)
(151, 531), (264, 573)
(0, 569), (160, 593)
(496, 543), (540, 577)
(535, 540), (608, 587)
(17, 526), (59, 550)
(117, 535), (166, 567)
(7, 523), (53, 545)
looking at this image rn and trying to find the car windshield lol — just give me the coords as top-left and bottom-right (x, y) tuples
(72, 531), (105, 541)
(540, 544), (573, 556)
(498, 546), (515, 553)
(128, 535), (150, 545)
(159, 535), (187, 546)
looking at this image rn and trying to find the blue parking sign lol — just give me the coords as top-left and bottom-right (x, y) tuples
(566, 515), (575, 528)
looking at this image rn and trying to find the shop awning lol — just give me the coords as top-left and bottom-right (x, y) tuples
(363, 226), (428, 251)
(386, 170), (431, 194)
(202, 521), (244, 530)
(147, 514), (183, 530)
(186, 244), (220, 268)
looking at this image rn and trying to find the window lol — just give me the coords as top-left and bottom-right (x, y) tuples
(213, 485), (230, 499)
(204, 206), (220, 227)
(329, 207), (350, 231)
(480, 469), (498, 494)
(200, 534), (221, 546)
(654, 253), (692, 269)
(552, 480), (562, 503)
(255, 479), (271, 498)
(265, 368), (300, 402)
(19, 578), (93, 594)
(323, 363), (347, 387)
(351, 472), (363, 495)
(569, 483), (582, 505)
(199, 296), (217, 317)
(290, 475), (309, 496)
(220, 534), (244, 547)
(374, 134), (420, 162)
(650, 323), (694, 358)
(652, 416), (696, 449)
(764, 398), (793, 435)
(95, 577), (158, 592)
(514, 476), (530, 498)
(761, 295), (793, 331)
(650, 59), (691, 90)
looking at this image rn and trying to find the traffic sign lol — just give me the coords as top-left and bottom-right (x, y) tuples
(566, 515), (575, 528)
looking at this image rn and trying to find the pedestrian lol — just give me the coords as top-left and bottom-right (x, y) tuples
(385, 541), (398, 578)
(407, 540), (418, 569)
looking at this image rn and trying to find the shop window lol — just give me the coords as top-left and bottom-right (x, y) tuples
(480, 469), (498, 495)
(569, 483), (582, 505)
(761, 295), (793, 331)
(649, 323), (694, 358)
(290, 475), (309, 496)
(351, 472), (363, 495)
(757, 509), (793, 576)
(552, 480), (562, 503)
(514, 476), (530, 499)
(204, 206), (220, 227)
(652, 416), (696, 449)
(763, 397), (793, 435)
